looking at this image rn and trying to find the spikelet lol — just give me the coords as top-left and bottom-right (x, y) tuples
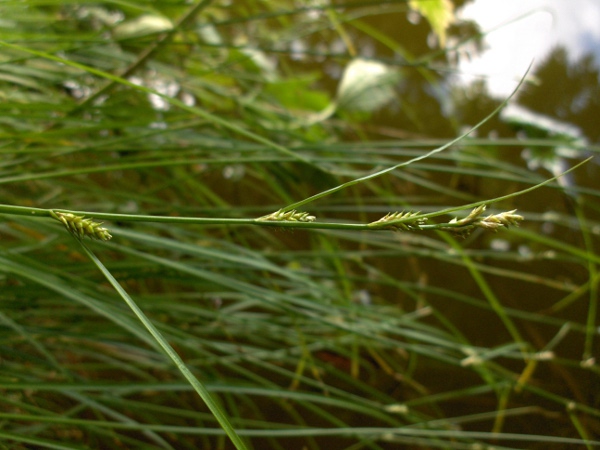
(258, 209), (316, 222)
(369, 211), (427, 231)
(441, 205), (523, 236)
(50, 211), (112, 241)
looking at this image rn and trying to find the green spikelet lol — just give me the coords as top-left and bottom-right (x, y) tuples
(50, 211), (112, 241)
(369, 211), (427, 231)
(258, 209), (316, 222)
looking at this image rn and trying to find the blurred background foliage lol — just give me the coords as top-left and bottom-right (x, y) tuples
(0, 1), (599, 449)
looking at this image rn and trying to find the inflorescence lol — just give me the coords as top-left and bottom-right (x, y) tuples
(47, 205), (520, 240)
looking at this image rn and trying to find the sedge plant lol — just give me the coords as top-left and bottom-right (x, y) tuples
(0, 1), (599, 449)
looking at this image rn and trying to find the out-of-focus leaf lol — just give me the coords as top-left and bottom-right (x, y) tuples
(409, 0), (454, 47)
(196, 23), (223, 45)
(113, 14), (173, 39)
(265, 77), (331, 111)
(501, 103), (586, 190)
(237, 48), (278, 82)
(335, 58), (401, 113)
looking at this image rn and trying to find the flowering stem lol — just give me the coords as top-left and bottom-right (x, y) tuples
(0, 157), (590, 238)
(0, 203), (521, 237)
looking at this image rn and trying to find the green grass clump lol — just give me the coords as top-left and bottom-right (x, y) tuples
(0, 1), (599, 449)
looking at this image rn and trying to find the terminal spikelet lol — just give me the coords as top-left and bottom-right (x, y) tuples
(50, 211), (112, 241)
